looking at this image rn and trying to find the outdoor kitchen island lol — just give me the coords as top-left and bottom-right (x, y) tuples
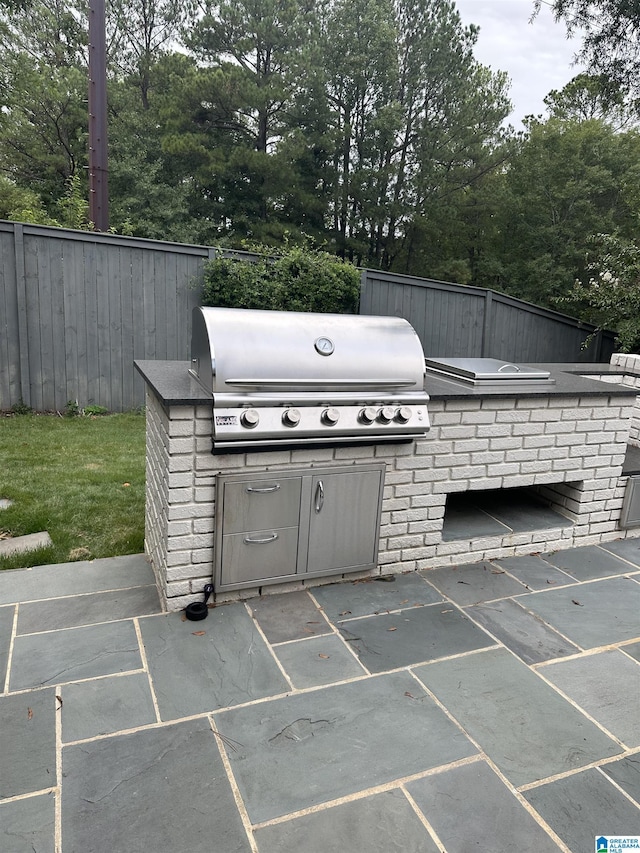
(135, 357), (640, 612)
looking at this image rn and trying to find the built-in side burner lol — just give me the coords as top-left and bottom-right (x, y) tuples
(425, 357), (555, 388)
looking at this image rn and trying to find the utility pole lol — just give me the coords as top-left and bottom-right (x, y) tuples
(88, 0), (109, 231)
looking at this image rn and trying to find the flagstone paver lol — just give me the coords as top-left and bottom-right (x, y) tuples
(406, 760), (562, 853)
(523, 768), (640, 853)
(413, 648), (622, 787)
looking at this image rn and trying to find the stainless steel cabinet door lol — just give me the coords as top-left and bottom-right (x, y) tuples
(306, 469), (383, 573)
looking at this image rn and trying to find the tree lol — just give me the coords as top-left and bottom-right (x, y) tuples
(485, 116), (640, 306)
(189, 0), (315, 154)
(106, 75), (195, 240)
(319, 0), (399, 260)
(107, 0), (194, 109)
(400, 64), (511, 269)
(185, 0), (318, 235)
(544, 73), (636, 129)
(538, 0), (640, 99)
(316, 0), (511, 269)
(386, 0), (511, 275)
(275, 66), (335, 243)
(0, 176), (58, 223)
(0, 0), (88, 218)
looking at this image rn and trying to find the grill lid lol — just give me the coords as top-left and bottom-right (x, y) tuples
(191, 307), (426, 397)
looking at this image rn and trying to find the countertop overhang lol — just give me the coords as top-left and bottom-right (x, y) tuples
(135, 360), (213, 407)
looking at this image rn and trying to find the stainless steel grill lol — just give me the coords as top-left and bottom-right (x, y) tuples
(190, 307), (430, 450)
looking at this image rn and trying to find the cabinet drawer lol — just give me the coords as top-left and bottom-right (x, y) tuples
(222, 476), (302, 534)
(220, 527), (299, 585)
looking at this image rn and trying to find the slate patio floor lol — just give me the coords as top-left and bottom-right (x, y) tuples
(1, 543), (639, 853)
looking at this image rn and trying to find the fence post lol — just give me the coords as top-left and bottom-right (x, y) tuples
(481, 289), (493, 357)
(359, 269), (369, 313)
(594, 329), (604, 362)
(13, 223), (31, 407)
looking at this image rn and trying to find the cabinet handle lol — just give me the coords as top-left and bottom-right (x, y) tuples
(314, 480), (324, 513)
(245, 484), (280, 494)
(243, 532), (279, 545)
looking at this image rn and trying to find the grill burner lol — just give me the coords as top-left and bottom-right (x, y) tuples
(190, 307), (430, 451)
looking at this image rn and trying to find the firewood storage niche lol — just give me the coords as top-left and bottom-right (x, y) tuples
(214, 463), (385, 592)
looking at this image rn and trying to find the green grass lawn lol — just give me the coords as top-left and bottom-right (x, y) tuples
(0, 412), (145, 570)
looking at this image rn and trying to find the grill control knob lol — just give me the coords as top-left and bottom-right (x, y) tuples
(377, 406), (396, 424)
(240, 409), (260, 429)
(358, 406), (377, 425)
(282, 408), (301, 427)
(395, 406), (412, 424)
(321, 407), (340, 426)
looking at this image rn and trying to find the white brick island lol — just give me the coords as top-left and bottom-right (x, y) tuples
(136, 359), (640, 611)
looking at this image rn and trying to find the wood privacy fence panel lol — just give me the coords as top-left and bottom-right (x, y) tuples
(360, 270), (615, 363)
(0, 222), (208, 411)
(0, 222), (616, 412)
(361, 270), (487, 357)
(487, 293), (609, 363)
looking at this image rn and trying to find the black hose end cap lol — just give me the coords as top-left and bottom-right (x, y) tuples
(185, 601), (209, 621)
(185, 583), (214, 621)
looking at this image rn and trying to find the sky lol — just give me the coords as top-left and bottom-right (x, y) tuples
(454, 0), (586, 127)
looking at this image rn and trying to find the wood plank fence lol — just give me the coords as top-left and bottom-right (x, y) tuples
(0, 221), (615, 412)
(360, 269), (615, 363)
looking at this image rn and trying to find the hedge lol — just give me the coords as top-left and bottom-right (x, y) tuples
(200, 246), (361, 314)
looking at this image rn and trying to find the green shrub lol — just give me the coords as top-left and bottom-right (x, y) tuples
(200, 246), (361, 314)
(64, 399), (80, 417)
(10, 400), (32, 415)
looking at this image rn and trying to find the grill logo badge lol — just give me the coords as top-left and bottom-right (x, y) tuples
(215, 415), (238, 426)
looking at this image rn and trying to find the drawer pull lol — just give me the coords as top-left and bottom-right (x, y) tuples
(243, 532), (279, 545)
(246, 484), (281, 494)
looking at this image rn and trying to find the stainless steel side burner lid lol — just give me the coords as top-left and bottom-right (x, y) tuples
(190, 306), (430, 450)
(425, 357), (555, 387)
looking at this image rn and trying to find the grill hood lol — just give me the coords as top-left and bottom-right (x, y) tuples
(191, 307), (426, 398)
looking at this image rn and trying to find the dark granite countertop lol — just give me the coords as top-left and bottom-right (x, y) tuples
(135, 359), (638, 406)
(135, 361), (212, 407)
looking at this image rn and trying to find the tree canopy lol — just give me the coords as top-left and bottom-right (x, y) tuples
(538, 0), (640, 99)
(0, 0), (512, 253)
(1, 0), (639, 348)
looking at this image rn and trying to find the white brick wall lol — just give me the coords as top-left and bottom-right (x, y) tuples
(608, 353), (640, 445)
(144, 380), (640, 611)
(377, 395), (636, 571)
